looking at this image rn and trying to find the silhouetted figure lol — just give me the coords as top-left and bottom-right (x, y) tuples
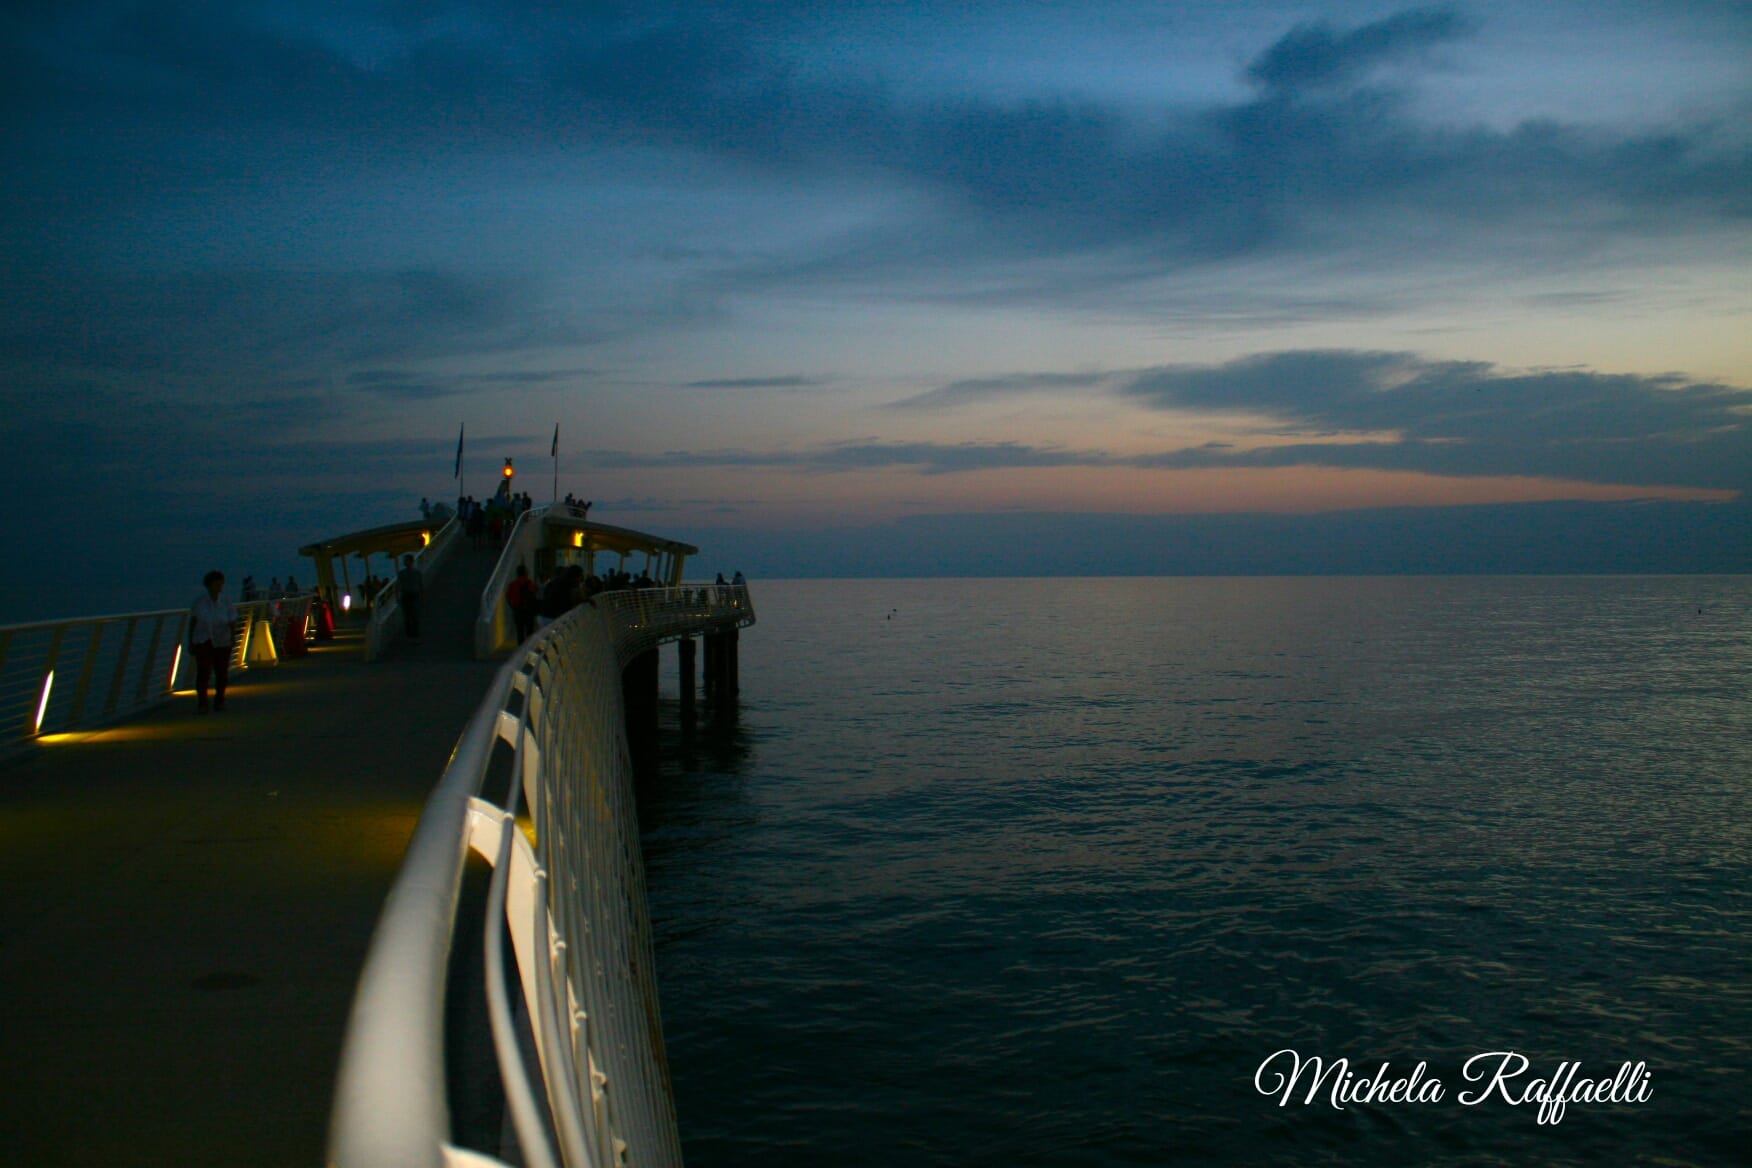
(397, 554), (424, 639)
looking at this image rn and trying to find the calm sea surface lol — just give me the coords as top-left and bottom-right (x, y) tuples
(638, 577), (1751, 1167)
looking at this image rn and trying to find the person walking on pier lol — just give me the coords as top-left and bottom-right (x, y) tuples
(189, 569), (237, 713)
(397, 554), (424, 639)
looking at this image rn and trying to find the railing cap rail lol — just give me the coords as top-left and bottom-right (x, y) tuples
(0, 608), (187, 635)
(1, 590), (321, 638)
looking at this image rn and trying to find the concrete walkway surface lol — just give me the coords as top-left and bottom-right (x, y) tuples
(0, 546), (504, 1166)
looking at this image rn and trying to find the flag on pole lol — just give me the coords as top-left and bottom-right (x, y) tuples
(454, 423), (464, 478)
(551, 423), (559, 458)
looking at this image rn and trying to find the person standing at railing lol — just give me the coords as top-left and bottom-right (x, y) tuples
(397, 554), (424, 640)
(189, 569), (238, 713)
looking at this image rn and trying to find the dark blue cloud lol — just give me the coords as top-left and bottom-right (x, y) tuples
(7, 3), (1746, 287)
(1244, 7), (1475, 93)
(0, 266), (556, 385)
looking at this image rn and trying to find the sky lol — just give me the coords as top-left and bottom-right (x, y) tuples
(2, 1), (1749, 617)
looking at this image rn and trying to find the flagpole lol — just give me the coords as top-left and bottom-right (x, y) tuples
(455, 422), (465, 503)
(552, 422), (559, 504)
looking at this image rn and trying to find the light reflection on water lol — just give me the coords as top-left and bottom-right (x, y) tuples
(641, 577), (1752, 1167)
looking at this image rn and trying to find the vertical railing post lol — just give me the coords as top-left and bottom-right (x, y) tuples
(67, 621), (104, 728)
(104, 617), (139, 720)
(135, 615), (166, 706)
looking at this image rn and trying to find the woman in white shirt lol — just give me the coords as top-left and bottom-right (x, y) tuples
(189, 570), (238, 712)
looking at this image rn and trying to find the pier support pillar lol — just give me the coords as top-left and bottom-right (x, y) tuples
(705, 629), (739, 711)
(725, 627), (739, 698)
(678, 637), (697, 724)
(622, 648), (660, 770)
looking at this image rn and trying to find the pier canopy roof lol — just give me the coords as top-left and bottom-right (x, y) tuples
(299, 519), (438, 563)
(543, 513), (697, 566)
(299, 518), (442, 602)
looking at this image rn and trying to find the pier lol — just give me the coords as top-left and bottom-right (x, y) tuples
(0, 505), (754, 1167)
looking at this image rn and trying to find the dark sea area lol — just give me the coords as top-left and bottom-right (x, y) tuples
(638, 577), (1751, 1167)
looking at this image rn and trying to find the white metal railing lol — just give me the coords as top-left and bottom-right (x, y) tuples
(0, 594), (316, 752)
(330, 584), (755, 1168)
(0, 608), (188, 747)
(364, 515), (462, 662)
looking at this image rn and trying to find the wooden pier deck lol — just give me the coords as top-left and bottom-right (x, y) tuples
(0, 546), (503, 1166)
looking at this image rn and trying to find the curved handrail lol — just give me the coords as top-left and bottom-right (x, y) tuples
(330, 584), (755, 1168)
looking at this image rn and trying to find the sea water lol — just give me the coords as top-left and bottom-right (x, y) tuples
(639, 577), (1751, 1167)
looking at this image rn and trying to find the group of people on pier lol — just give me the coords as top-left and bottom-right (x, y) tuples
(504, 563), (656, 641)
(239, 574), (301, 601)
(418, 492), (543, 551)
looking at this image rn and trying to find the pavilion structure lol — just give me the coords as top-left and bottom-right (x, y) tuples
(298, 519), (438, 609)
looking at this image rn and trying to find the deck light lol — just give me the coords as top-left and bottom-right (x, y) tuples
(169, 644), (183, 688)
(34, 671), (54, 735)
